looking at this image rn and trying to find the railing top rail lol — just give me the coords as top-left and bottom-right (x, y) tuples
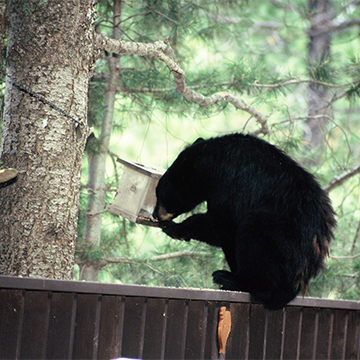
(1, 275), (359, 310)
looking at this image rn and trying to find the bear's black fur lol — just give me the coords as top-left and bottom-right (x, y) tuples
(153, 133), (336, 310)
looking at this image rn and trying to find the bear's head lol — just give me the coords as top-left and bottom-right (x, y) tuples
(153, 139), (206, 222)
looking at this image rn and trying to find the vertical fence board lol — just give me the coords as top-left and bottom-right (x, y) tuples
(164, 299), (188, 360)
(0, 289), (23, 360)
(226, 302), (250, 360)
(199, 301), (209, 360)
(121, 296), (146, 359)
(265, 308), (285, 360)
(330, 309), (348, 359)
(248, 304), (266, 360)
(282, 307), (302, 360)
(97, 295), (123, 360)
(184, 300), (206, 360)
(299, 308), (317, 360)
(314, 309), (332, 360)
(345, 310), (360, 360)
(115, 296), (126, 358)
(203, 301), (220, 360)
(142, 298), (167, 360)
(19, 290), (50, 359)
(72, 294), (99, 360)
(46, 292), (76, 360)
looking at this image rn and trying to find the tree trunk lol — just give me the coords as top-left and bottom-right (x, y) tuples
(306, 0), (332, 150)
(0, 0), (97, 279)
(80, 0), (122, 281)
(0, 0), (7, 68)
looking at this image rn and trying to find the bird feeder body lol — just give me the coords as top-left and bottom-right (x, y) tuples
(105, 158), (165, 227)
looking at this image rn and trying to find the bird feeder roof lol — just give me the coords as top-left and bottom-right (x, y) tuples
(116, 158), (165, 178)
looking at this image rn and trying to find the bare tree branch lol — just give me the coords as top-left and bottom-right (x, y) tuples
(324, 164), (360, 192)
(252, 78), (360, 90)
(95, 34), (184, 73)
(332, 18), (360, 31)
(268, 0), (295, 11)
(330, 253), (360, 259)
(75, 250), (210, 268)
(117, 86), (173, 94)
(95, 34), (270, 135)
(116, 81), (234, 94)
(149, 250), (209, 261)
(307, 18), (360, 36)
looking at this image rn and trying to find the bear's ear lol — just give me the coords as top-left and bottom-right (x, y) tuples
(193, 137), (204, 145)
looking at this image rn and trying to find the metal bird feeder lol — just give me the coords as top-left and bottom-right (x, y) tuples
(105, 157), (165, 227)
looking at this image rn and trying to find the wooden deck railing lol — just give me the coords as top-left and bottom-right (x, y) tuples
(1, 275), (360, 359)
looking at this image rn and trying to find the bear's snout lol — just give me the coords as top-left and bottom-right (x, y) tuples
(153, 204), (174, 221)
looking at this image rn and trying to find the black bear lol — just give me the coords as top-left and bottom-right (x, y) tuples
(153, 133), (336, 310)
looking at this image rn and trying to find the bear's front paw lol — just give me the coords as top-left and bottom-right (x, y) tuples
(159, 221), (190, 241)
(212, 270), (237, 291)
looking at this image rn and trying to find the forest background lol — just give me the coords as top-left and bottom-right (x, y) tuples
(1, 0), (360, 301)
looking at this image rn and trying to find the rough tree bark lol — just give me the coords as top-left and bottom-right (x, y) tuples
(0, 0), (97, 279)
(0, 0), (6, 68)
(80, 0), (122, 281)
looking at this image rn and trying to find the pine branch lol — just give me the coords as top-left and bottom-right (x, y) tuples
(330, 253), (360, 259)
(352, 219), (360, 251)
(116, 81), (235, 94)
(95, 34), (270, 135)
(103, 250), (209, 264)
(307, 18), (360, 36)
(75, 250), (210, 267)
(268, 0), (295, 10)
(117, 86), (174, 94)
(153, 9), (191, 27)
(252, 78), (360, 89)
(332, 19), (360, 32)
(150, 250), (209, 261)
(324, 164), (360, 192)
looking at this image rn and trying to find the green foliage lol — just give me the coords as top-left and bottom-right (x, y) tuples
(346, 82), (360, 103)
(308, 57), (338, 84)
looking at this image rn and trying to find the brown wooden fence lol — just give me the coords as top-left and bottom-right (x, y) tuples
(1, 275), (360, 360)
